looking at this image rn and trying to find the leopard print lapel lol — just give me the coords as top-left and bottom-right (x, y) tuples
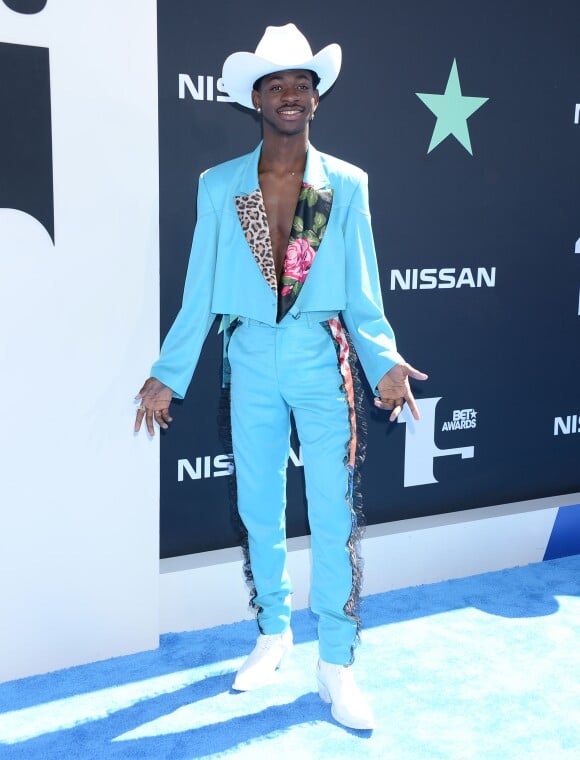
(234, 190), (277, 293)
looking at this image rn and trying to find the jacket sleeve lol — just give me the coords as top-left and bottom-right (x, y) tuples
(150, 173), (218, 398)
(340, 172), (404, 393)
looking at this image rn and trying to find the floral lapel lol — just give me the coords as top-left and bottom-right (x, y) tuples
(277, 183), (333, 321)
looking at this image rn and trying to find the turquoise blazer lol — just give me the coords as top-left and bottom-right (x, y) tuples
(151, 142), (403, 398)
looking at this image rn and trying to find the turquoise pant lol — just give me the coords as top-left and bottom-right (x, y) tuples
(228, 311), (360, 665)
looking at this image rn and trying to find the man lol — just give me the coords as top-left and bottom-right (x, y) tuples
(135, 24), (427, 730)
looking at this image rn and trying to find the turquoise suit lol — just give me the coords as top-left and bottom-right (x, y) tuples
(151, 141), (403, 664)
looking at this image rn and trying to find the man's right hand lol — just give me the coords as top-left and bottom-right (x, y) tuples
(134, 377), (174, 435)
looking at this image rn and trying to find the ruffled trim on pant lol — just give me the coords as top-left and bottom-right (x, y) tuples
(325, 318), (368, 664)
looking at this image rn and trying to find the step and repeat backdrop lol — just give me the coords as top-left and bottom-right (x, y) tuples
(157, 0), (580, 559)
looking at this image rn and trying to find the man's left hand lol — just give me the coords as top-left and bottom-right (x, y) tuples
(375, 362), (429, 422)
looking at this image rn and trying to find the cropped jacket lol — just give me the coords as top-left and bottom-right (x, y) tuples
(151, 142), (403, 398)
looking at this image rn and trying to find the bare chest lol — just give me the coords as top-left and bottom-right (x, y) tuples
(259, 173), (303, 277)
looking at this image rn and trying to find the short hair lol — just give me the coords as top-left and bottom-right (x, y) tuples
(253, 69), (321, 93)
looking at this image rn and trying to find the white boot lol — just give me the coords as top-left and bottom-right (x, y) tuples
(232, 630), (293, 691)
(317, 659), (376, 730)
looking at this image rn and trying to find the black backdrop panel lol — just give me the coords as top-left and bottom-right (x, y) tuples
(157, 0), (580, 559)
(0, 41), (53, 241)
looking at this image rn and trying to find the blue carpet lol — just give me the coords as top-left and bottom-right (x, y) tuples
(1, 555), (579, 758)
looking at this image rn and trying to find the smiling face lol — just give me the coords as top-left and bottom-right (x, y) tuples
(251, 69), (319, 136)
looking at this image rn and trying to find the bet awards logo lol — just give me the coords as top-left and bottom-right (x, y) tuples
(397, 397), (476, 487)
(441, 408), (477, 431)
(0, 1), (54, 241)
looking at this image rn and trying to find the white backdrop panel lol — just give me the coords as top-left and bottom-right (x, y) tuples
(0, 0), (160, 682)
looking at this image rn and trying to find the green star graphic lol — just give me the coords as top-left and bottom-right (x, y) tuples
(416, 60), (488, 155)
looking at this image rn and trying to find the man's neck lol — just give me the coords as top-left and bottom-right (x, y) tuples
(259, 131), (309, 177)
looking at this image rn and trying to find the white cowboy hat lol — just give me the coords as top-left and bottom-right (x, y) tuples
(221, 23), (342, 110)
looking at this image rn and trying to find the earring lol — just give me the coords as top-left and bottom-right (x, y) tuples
(311, 112), (316, 121)
(256, 107), (261, 113)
